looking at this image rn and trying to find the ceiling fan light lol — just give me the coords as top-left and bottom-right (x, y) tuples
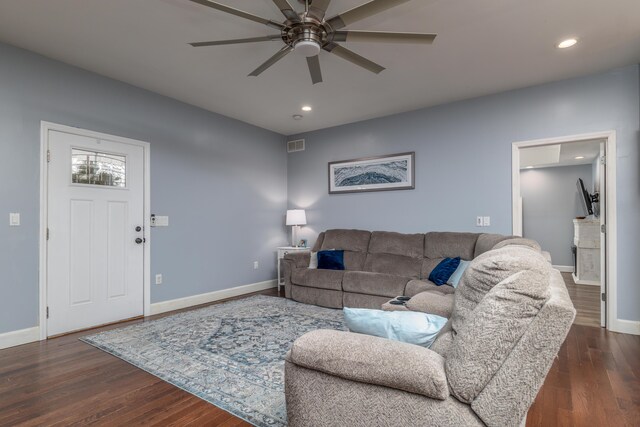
(294, 40), (321, 57)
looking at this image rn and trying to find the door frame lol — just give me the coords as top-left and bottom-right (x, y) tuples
(511, 130), (619, 332)
(39, 121), (151, 340)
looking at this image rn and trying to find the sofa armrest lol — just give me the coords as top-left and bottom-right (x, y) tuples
(284, 252), (311, 268)
(287, 330), (449, 400)
(406, 291), (455, 318)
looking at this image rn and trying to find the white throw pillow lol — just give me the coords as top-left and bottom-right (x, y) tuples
(308, 251), (318, 269)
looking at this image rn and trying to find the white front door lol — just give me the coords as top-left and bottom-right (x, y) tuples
(47, 129), (145, 336)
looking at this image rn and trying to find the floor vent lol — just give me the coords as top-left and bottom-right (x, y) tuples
(287, 139), (305, 153)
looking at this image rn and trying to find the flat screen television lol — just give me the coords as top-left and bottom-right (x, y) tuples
(577, 178), (594, 216)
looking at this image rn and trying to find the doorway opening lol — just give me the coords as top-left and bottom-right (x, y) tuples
(512, 131), (617, 331)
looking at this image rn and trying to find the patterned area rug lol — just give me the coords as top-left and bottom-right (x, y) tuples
(81, 295), (347, 426)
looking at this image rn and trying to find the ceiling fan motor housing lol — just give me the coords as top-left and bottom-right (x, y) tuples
(284, 18), (327, 57)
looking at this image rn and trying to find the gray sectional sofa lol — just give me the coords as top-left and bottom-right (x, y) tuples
(282, 229), (512, 309)
(284, 236), (576, 427)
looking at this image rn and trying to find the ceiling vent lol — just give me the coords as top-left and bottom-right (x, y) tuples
(287, 139), (305, 153)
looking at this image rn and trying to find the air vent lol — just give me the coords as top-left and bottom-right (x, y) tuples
(287, 139), (305, 153)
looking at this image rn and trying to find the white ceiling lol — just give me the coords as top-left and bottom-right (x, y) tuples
(1, 0), (639, 135)
(520, 139), (602, 169)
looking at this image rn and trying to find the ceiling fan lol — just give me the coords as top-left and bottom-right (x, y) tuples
(188, 0), (436, 84)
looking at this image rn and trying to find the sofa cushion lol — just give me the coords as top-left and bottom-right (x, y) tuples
(363, 253), (422, 279)
(291, 285), (343, 309)
(451, 245), (547, 336)
(446, 264), (550, 404)
(425, 232), (479, 261)
(292, 268), (345, 291)
(343, 292), (391, 309)
(343, 251), (367, 271)
(343, 271), (409, 298)
(474, 233), (512, 258)
(421, 258), (443, 280)
(368, 231), (424, 258)
(321, 229), (371, 252)
(405, 279), (455, 297)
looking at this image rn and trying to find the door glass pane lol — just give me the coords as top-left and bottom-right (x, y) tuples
(72, 149), (126, 187)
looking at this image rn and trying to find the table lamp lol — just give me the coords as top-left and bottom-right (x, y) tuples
(286, 209), (307, 247)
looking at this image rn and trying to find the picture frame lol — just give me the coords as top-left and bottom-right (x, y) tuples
(328, 152), (415, 194)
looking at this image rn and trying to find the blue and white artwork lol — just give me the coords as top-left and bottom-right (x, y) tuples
(329, 152), (415, 194)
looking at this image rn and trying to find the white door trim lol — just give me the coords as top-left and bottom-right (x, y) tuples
(39, 121), (151, 340)
(511, 130), (625, 333)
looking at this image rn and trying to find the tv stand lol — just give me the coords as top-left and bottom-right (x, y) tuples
(572, 218), (600, 286)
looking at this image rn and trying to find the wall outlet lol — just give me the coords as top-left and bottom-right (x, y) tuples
(253, 261), (259, 270)
(9, 213), (20, 226)
(155, 274), (163, 285)
(476, 216), (483, 227)
(483, 216), (491, 227)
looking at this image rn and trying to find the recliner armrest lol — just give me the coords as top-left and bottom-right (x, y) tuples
(284, 252), (311, 268)
(287, 330), (449, 400)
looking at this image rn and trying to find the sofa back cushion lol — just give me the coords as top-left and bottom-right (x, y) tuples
(321, 229), (371, 253)
(343, 251), (367, 271)
(451, 245), (545, 332)
(446, 255), (550, 404)
(311, 232), (325, 252)
(368, 231), (425, 258)
(424, 232), (479, 261)
(363, 253), (422, 279)
(473, 233), (512, 258)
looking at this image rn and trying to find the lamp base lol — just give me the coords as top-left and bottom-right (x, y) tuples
(291, 225), (300, 247)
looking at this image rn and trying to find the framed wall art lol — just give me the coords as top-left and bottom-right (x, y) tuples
(328, 152), (415, 194)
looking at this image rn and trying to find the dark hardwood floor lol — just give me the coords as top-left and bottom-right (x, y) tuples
(1, 288), (639, 426)
(563, 272), (601, 328)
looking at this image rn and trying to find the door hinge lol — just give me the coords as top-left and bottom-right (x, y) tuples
(600, 156), (606, 165)
(601, 293), (606, 302)
(601, 224), (606, 234)
(46, 306), (50, 319)
(47, 150), (51, 163)
(46, 228), (50, 240)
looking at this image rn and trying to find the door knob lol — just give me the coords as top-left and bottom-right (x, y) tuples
(135, 226), (142, 232)
(135, 237), (144, 244)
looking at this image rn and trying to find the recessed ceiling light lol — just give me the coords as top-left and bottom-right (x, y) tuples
(301, 106), (312, 112)
(557, 38), (578, 49)
(575, 156), (585, 160)
(292, 114), (303, 120)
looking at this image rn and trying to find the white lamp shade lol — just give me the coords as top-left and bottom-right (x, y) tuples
(286, 209), (307, 226)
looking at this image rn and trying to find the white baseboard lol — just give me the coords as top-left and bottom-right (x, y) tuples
(553, 265), (574, 273)
(150, 279), (277, 316)
(0, 326), (40, 350)
(571, 273), (600, 286)
(610, 319), (640, 336)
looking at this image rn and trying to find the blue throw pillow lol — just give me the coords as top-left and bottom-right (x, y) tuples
(343, 308), (447, 348)
(447, 259), (471, 288)
(317, 250), (345, 270)
(429, 257), (461, 286)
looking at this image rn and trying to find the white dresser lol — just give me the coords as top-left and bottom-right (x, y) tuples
(572, 218), (601, 285)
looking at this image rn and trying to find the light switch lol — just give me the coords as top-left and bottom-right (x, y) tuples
(150, 215), (169, 227)
(476, 216), (483, 227)
(9, 213), (20, 226)
(483, 216), (491, 227)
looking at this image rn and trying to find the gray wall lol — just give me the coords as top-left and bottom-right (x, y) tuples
(288, 64), (640, 322)
(0, 43), (288, 334)
(520, 165), (592, 266)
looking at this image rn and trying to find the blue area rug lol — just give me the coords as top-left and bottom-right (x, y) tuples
(81, 295), (347, 426)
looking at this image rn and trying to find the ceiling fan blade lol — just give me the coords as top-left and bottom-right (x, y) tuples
(324, 43), (385, 74)
(189, 0), (284, 30)
(332, 31), (436, 44)
(272, 0), (301, 22)
(308, 0), (332, 21)
(306, 55), (323, 84)
(249, 46), (294, 76)
(326, 0), (410, 30)
(190, 35), (282, 47)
